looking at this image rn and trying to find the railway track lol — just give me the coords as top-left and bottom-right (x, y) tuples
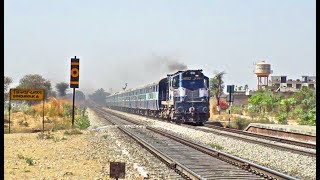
(90, 104), (299, 180)
(204, 124), (316, 149)
(182, 124), (316, 157)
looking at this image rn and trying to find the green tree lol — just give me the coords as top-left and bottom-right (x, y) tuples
(248, 90), (279, 114)
(279, 98), (296, 115)
(17, 74), (53, 104)
(66, 90), (86, 102)
(292, 87), (316, 125)
(244, 84), (249, 91)
(209, 71), (225, 115)
(55, 82), (69, 97)
(88, 88), (110, 105)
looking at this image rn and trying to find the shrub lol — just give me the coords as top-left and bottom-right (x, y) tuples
(52, 117), (71, 131)
(25, 157), (35, 166)
(298, 107), (316, 125)
(232, 117), (251, 130)
(62, 103), (73, 117)
(229, 105), (243, 115)
(75, 115), (90, 130)
(276, 112), (288, 124)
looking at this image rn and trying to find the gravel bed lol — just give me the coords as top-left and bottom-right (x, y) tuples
(104, 108), (316, 180)
(88, 108), (183, 179)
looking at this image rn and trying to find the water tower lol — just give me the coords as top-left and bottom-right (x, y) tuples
(254, 60), (272, 90)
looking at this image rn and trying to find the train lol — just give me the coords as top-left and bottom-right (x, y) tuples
(105, 69), (210, 125)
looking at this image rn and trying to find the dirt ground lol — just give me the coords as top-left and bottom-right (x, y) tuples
(4, 131), (108, 180)
(4, 109), (148, 180)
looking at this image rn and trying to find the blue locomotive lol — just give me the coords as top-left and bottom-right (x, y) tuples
(105, 69), (210, 125)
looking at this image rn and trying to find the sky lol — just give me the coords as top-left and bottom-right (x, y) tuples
(4, 0), (316, 95)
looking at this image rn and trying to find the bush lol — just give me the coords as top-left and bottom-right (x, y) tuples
(298, 107), (316, 125)
(25, 157), (35, 166)
(276, 112), (288, 124)
(232, 117), (251, 130)
(52, 117), (71, 131)
(229, 105), (243, 115)
(75, 115), (90, 130)
(62, 103), (72, 117)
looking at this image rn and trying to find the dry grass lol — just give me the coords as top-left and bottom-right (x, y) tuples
(4, 98), (82, 134)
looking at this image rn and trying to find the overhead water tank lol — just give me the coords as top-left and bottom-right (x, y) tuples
(255, 60), (271, 77)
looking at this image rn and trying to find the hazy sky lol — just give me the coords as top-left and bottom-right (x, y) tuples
(4, 0), (316, 94)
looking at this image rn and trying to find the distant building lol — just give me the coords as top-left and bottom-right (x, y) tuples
(269, 75), (316, 92)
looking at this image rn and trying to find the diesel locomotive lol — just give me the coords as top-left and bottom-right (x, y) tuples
(105, 69), (210, 125)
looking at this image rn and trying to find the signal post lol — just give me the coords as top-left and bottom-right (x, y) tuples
(70, 56), (80, 128)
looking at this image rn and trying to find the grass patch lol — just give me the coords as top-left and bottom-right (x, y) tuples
(102, 134), (108, 139)
(18, 120), (29, 127)
(25, 157), (35, 166)
(209, 143), (224, 150)
(64, 129), (83, 135)
(37, 132), (54, 140)
(17, 154), (25, 159)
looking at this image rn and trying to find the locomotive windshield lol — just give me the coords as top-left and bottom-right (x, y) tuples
(180, 71), (208, 90)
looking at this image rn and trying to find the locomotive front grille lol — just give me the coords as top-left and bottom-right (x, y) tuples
(185, 89), (200, 101)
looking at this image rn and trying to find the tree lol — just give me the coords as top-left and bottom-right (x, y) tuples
(55, 82), (69, 97)
(292, 87), (316, 125)
(66, 90), (86, 102)
(244, 84), (249, 91)
(248, 90), (279, 114)
(17, 74), (53, 104)
(209, 71), (225, 115)
(88, 88), (111, 105)
(4, 76), (13, 102)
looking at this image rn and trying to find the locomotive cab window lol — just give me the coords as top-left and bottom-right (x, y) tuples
(172, 76), (179, 88)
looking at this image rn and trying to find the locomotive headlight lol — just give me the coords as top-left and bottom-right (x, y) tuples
(202, 107), (208, 113)
(177, 106), (184, 113)
(189, 107), (195, 112)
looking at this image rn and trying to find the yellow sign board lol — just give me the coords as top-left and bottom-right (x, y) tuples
(10, 89), (45, 100)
